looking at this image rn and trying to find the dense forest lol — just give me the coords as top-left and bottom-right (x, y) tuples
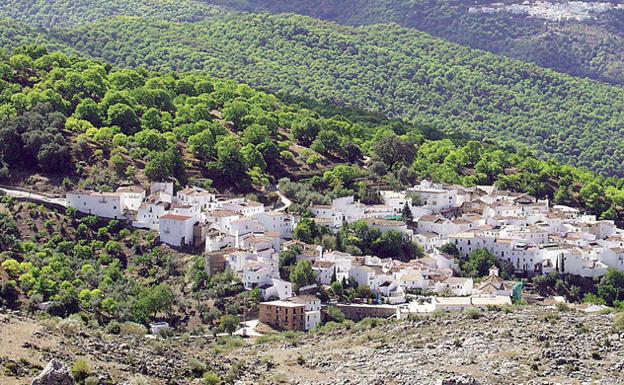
(207, 0), (624, 87)
(1, 12), (624, 177)
(0, 0), (222, 27)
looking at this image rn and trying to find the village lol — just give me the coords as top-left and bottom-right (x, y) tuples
(65, 179), (624, 332)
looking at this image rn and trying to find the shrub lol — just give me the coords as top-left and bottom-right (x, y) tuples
(189, 358), (207, 377)
(614, 313), (624, 333)
(202, 371), (220, 385)
(119, 322), (147, 337)
(555, 302), (570, 312)
(326, 306), (345, 323)
(84, 376), (99, 385)
(56, 318), (83, 336)
(71, 359), (92, 382)
(105, 320), (121, 335)
(464, 307), (482, 319)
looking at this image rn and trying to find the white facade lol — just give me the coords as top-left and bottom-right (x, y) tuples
(254, 211), (293, 238)
(159, 214), (196, 247)
(260, 278), (293, 300)
(435, 277), (474, 296)
(243, 263), (275, 290)
(312, 261), (335, 285)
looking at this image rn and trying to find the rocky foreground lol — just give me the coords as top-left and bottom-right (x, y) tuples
(1, 306), (622, 385)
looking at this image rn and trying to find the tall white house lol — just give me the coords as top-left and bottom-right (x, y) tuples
(159, 213), (196, 247)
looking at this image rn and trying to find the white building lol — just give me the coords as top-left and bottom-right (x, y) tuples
(159, 213), (196, 247)
(243, 262), (275, 290)
(290, 295), (322, 331)
(67, 186), (145, 219)
(435, 277), (474, 296)
(254, 211), (294, 238)
(312, 260), (335, 285)
(259, 278), (293, 300)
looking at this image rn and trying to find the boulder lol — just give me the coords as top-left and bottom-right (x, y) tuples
(439, 374), (480, 385)
(32, 359), (75, 385)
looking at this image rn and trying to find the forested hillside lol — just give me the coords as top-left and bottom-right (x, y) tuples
(208, 0), (624, 87)
(2, 47), (624, 221)
(3, 2), (624, 176)
(40, 14), (624, 177)
(0, 0), (221, 27)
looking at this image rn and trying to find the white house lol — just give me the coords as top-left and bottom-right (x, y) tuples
(435, 277), (473, 296)
(222, 199), (265, 217)
(395, 269), (429, 290)
(243, 262), (275, 290)
(259, 278), (293, 300)
(134, 201), (169, 230)
(159, 213), (196, 247)
(254, 211), (294, 238)
(176, 187), (218, 211)
(312, 260), (335, 285)
(408, 181), (459, 213)
(377, 280), (406, 304)
(67, 186), (146, 219)
(322, 251), (355, 281)
(364, 218), (410, 235)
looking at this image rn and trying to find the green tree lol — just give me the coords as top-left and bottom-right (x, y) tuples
(0, 213), (19, 251)
(463, 249), (497, 277)
(213, 136), (248, 186)
(293, 219), (318, 244)
(401, 202), (413, 223)
(217, 314), (240, 335)
(107, 103), (139, 134)
(597, 269), (624, 305)
(289, 260), (317, 290)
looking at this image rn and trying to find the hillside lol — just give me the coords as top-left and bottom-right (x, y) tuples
(0, 8), (622, 176)
(0, 0), (222, 27)
(1, 305), (622, 384)
(39, 14), (624, 177)
(207, 0), (624, 87)
(2, 46), (624, 220)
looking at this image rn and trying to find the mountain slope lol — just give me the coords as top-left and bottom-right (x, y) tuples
(0, 0), (222, 27)
(33, 14), (624, 176)
(205, 0), (624, 87)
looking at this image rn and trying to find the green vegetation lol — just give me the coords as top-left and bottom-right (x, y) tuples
(0, 46), (408, 192)
(0, 199), (249, 332)
(1, 4), (624, 176)
(16, 13), (624, 176)
(0, 0), (222, 27)
(210, 0), (624, 87)
(614, 312), (624, 333)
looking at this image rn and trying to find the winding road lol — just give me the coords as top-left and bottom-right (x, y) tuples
(0, 186), (68, 207)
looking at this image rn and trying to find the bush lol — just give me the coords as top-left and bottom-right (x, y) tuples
(326, 306), (345, 323)
(614, 313), (624, 333)
(71, 359), (92, 383)
(202, 371), (221, 385)
(105, 320), (121, 335)
(464, 307), (482, 319)
(119, 322), (147, 337)
(556, 302), (570, 312)
(56, 318), (83, 336)
(189, 358), (207, 377)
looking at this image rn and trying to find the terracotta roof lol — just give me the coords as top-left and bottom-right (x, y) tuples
(160, 214), (193, 221)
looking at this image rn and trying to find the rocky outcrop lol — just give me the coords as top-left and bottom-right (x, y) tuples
(31, 359), (74, 385)
(440, 375), (480, 385)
